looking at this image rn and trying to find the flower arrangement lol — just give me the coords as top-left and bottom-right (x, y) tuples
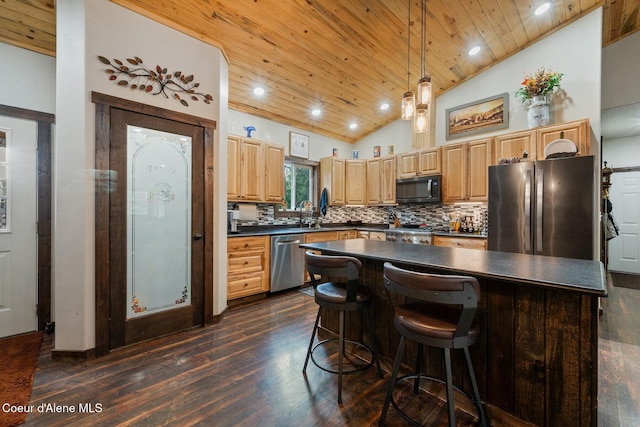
(515, 67), (563, 103)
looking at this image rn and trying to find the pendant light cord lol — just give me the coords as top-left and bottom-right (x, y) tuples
(407, 0), (411, 92)
(421, 0), (426, 78)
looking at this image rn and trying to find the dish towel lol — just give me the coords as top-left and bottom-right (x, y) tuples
(320, 187), (328, 216)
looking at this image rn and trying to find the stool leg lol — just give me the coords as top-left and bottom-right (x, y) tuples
(443, 348), (456, 427)
(413, 343), (423, 394)
(338, 310), (345, 404)
(303, 307), (321, 373)
(379, 335), (406, 426)
(464, 346), (487, 427)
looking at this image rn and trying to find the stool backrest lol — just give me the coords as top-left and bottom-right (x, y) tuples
(383, 262), (480, 339)
(305, 251), (362, 302)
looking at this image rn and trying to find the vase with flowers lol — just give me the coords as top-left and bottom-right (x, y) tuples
(515, 67), (563, 129)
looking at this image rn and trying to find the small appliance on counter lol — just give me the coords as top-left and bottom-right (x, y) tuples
(227, 209), (240, 233)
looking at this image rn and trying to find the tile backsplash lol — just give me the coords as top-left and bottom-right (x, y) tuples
(229, 202), (488, 233)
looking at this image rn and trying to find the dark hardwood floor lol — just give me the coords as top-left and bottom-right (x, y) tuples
(23, 275), (639, 426)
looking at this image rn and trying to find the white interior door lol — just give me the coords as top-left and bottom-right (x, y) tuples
(0, 116), (37, 338)
(608, 171), (640, 274)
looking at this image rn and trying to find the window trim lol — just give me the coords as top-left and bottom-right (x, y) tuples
(274, 156), (319, 218)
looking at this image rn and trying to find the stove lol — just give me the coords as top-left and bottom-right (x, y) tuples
(385, 228), (433, 245)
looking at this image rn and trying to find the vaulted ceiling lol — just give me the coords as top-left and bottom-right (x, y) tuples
(1, 0), (639, 142)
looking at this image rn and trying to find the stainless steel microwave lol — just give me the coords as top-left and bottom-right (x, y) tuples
(396, 175), (442, 204)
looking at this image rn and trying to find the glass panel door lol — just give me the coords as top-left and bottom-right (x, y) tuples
(126, 126), (192, 318)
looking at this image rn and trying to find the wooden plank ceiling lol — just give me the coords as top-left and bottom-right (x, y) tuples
(1, 0), (639, 143)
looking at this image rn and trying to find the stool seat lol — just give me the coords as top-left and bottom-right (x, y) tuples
(395, 302), (480, 343)
(315, 282), (373, 306)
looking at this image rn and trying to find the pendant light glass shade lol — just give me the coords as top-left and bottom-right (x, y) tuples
(401, 91), (416, 120)
(417, 75), (432, 105)
(414, 103), (429, 133)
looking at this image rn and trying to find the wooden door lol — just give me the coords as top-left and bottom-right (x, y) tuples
(227, 136), (241, 199)
(467, 138), (491, 201)
(536, 119), (590, 159)
(240, 138), (263, 200)
(442, 144), (467, 202)
(345, 160), (366, 205)
(264, 143), (284, 202)
(109, 109), (205, 349)
(493, 129), (536, 164)
(418, 147), (441, 174)
(366, 158), (382, 204)
(381, 155), (396, 204)
(396, 151), (419, 178)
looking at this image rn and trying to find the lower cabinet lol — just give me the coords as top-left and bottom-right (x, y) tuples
(368, 231), (386, 241)
(432, 235), (487, 250)
(227, 235), (270, 300)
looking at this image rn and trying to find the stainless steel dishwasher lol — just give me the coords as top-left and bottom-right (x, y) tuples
(270, 234), (305, 292)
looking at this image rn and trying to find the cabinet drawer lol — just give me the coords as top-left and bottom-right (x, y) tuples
(304, 231), (339, 243)
(228, 236), (267, 253)
(228, 273), (265, 299)
(433, 235), (487, 250)
(228, 253), (263, 274)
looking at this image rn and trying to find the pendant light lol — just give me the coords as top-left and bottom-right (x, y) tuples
(414, 0), (431, 133)
(401, 0), (415, 120)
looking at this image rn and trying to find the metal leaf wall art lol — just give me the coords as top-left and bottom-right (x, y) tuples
(98, 55), (213, 107)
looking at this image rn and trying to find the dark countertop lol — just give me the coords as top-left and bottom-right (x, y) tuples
(431, 231), (487, 239)
(228, 224), (389, 237)
(300, 239), (607, 296)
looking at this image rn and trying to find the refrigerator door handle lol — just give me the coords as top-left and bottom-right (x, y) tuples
(524, 171), (531, 252)
(536, 168), (544, 254)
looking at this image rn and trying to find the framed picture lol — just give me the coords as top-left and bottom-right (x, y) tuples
(446, 92), (509, 140)
(289, 132), (309, 159)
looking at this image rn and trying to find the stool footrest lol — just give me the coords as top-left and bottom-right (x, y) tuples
(310, 338), (375, 375)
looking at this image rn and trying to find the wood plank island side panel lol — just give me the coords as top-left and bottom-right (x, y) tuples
(580, 294), (599, 426)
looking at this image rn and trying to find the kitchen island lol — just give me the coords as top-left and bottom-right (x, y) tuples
(300, 238), (606, 427)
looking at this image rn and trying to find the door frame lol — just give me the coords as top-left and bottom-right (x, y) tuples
(92, 92), (215, 357)
(0, 104), (54, 333)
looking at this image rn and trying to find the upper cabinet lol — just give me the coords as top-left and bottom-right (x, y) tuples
(228, 135), (284, 203)
(493, 129), (536, 163)
(345, 160), (367, 205)
(320, 157), (345, 206)
(397, 147), (441, 178)
(366, 156), (396, 205)
(442, 138), (491, 203)
(536, 118), (590, 158)
(264, 143), (285, 202)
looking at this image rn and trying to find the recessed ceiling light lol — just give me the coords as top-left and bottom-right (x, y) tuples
(380, 103), (390, 110)
(534, 2), (550, 15)
(311, 109), (321, 116)
(468, 46), (481, 56)
(253, 87), (265, 95)
(349, 123), (358, 130)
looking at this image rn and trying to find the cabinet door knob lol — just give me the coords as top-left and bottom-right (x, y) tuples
(193, 233), (203, 240)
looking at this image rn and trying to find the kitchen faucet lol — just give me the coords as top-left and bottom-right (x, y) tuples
(299, 200), (314, 228)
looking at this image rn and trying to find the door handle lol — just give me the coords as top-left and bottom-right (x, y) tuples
(193, 233), (203, 241)
(536, 169), (543, 254)
(524, 171), (531, 252)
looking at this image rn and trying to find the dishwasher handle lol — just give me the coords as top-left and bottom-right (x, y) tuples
(276, 239), (302, 246)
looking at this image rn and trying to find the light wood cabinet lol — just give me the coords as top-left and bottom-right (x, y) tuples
(366, 156), (396, 205)
(337, 229), (359, 240)
(492, 129), (536, 164)
(442, 138), (491, 203)
(368, 231), (386, 241)
(345, 160), (367, 205)
(304, 231), (339, 244)
(396, 147), (441, 178)
(264, 143), (285, 202)
(228, 135), (285, 203)
(227, 235), (270, 300)
(432, 235), (487, 250)
(320, 157), (345, 206)
(227, 136), (241, 199)
(536, 118), (590, 158)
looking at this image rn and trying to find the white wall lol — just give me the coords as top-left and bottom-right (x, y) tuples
(355, 119), (413, 159)
(435, 8), (602, 148)
(604, 136), (640, 168)
(54, 0), (227, 351)
(602, 30), (640, 110)
(0, 43), (56, 114)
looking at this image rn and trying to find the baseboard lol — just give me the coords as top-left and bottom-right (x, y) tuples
(52, 348), (96, 361)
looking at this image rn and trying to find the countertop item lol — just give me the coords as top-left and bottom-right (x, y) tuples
(300, 239), (606, 296)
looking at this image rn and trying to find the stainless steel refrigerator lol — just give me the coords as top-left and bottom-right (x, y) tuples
(488, 155), (594, 260)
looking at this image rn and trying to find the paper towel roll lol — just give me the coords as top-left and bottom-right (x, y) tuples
(237, 203), (258, 221)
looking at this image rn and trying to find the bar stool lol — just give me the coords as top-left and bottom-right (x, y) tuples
(302, 250), (382, 403)
(379, 263), (487, 427)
